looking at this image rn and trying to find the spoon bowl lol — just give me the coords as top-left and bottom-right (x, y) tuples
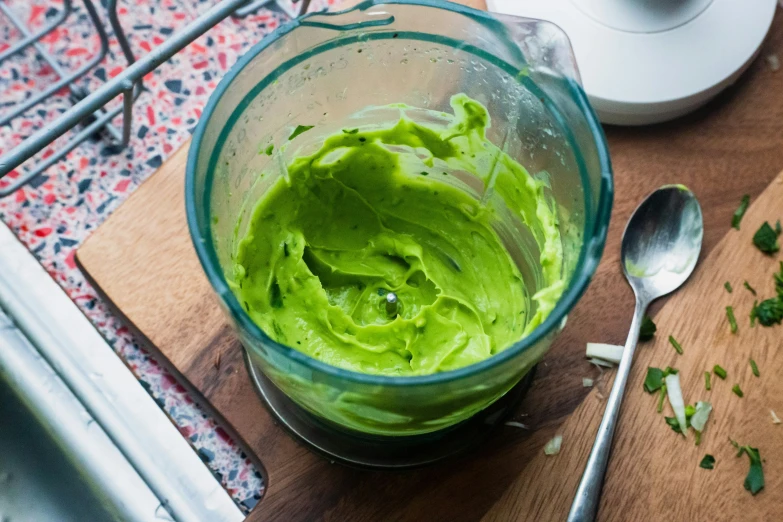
(622, 185), (704, 303)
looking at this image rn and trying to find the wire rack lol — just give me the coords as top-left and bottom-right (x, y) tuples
(0, 0), (310, 197)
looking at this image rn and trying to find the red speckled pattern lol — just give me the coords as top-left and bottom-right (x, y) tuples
(0, 0), (333, 512)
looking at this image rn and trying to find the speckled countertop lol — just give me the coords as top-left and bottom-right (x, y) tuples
(0, 0), (331, 512)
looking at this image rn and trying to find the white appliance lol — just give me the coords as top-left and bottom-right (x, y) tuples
(488, 0), (778, 125)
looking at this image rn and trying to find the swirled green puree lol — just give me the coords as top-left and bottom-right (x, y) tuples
(233, 94), (564, 376)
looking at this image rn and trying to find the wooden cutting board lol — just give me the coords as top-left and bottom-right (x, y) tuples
(76, 7), (783, 521)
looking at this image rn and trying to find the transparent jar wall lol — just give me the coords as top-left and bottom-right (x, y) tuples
(189, 2), (608, 435)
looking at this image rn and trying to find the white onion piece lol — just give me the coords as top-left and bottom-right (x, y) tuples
(587, 357), (615, 368)
(665, 373), (687, 434)
(690, 401), (712, 432)
(583, 378), (594, 387)
(586, 343), (624, 364)
(544, 435), (563, 455)
(772, 410), (781, 424)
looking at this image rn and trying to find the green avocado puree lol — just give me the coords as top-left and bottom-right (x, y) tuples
(232, 94), (564, 377)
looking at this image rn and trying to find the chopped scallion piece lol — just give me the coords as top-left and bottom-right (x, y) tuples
(586, 343), (624, 364)
(639, 314), (657, 341)
(726, 306), (738, 334)
(644, 367), (665, 393)
(705, 371), (712, 391)
(668, 335), (683, 355)
(750, 300), (759, 327)
(665, 373), (687, 435)
(732, 384), (744, 398)
(587, 357), (615, 368)
(731, 195), (750, 230)
(775, 261), (783, 297)
(743, 281), (757, 296)
(657, 386), (667, 413)
(264, 144), (274, 156)
(771, 410), (781, 424)
(700, 454), (715, 469)
(544, 435), (563, 456)
(690, 401), (712, 432)
(724, 281), (733, 293)
(749, 359), (760, 377)
(713, 365), (727, 379)
(288, 124), (314, 140)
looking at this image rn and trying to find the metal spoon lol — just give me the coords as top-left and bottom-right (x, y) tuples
(568, 185), (703, 522)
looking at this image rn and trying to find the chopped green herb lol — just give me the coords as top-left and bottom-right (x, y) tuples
(750, 300), (759, 327)
(657, 386), (667, 413)
(264, 144), (274, 156)
(342, 128), (359, 134)
(644, 367), (665, 393)
(700, 454), (715, 469)
(685, 404), (696, 420)
(736, 445), (764, 495)
(755, 297), (783, 326)
(669, 335), (683, 355)
(420, 171), (429, 176)
(777, 220), (782, 236)
(714, 365), (727, 379)
(724, 281), (733, 293)
(731, 195), (750, 230)
(726, 306), (738, 334)
(775, 261), (783, 297)
(705, 371), (712, 391)
(750, 359), (760, 377)
(665, 416), (681, 433)
(753, 221), (780, 254)
(269, 281), (283, 308)
(730, 438), (740, 451)
(288, 125), (314, 140)
(744, 280), (757, 296)
(639, 314), (657, 341)
(694, 430), (702, 446)
(663, 366), (679, 376)
(732, 384), (744, 398)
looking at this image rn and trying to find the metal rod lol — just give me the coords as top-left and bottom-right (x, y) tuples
(0, 0), (248, 179)
(107, 0), (142, 147)
(234, 0), (276, 17)
(0, 0), (72, 63)
(121, 88), (133, 145)
(0, 102), (124, 197)
(385, 292), (399, 317)
(0, 0), (111, 127)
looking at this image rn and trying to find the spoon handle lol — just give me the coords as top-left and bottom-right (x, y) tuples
(567, 297), (648, 522)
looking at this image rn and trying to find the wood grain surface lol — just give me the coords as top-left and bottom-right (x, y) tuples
(76, 7), (783, 521)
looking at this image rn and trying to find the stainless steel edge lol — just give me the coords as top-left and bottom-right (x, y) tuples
(0, 306), (163, 522)
(0, 222), (244, 522)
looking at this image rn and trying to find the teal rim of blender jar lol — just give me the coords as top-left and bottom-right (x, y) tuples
(185, 0), (614, 387)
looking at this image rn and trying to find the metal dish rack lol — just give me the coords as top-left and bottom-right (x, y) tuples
(0, 0), (310, 197)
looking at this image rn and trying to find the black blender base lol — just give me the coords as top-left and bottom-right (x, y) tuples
(243, 349), (535, 469)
